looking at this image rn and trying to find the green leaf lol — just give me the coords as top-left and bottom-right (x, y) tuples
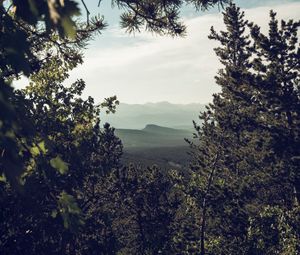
(0, 174), (7, 183)
(57, 191), (84, 232)
(51, 209), (58, 218)
(50, 156), (69, 174)
(30, 145), (40, 156)
(30, 141), (47, 156)
(38, 141), (47, 154)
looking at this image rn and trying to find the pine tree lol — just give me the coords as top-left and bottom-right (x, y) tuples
(189, 3), (255, 254)
(249, 11), (300, 207)
(244, 11), (300, 254)
(189, 4), (300, 254)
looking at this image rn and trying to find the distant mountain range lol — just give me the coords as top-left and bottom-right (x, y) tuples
(100, 101), (206, 130)
(100, 102), (205, 168)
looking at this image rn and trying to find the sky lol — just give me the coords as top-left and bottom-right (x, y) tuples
(14, 0), (300, 104)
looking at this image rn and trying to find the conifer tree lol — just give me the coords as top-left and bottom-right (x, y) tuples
(188, 3), (257, 254)
(249, 12), (300, 206)
(189, 3), (300, 254)
(105, 165), (184, 254)
(245, 11), (300, 254)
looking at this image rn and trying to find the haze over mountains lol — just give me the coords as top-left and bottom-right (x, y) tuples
(101, 101), (206, 130)
(101, 102), (205, 168)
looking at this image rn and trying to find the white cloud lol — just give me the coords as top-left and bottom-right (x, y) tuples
(69, 12), (223, 104)
(15, 2), (300, 104)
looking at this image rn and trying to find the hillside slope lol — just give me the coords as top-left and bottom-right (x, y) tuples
(115, 124), (193, 169)
(115, 124), (192, 148)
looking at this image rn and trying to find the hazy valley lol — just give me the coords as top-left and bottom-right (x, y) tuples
(101, 102), (204, 168)
(115, 124), (193, 169)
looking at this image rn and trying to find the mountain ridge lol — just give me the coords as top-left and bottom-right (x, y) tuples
(101, 102), (205, 129)
(115, 124), (192, 149)
(142, 124), (190, 134)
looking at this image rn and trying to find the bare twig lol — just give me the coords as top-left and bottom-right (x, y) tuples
(81, 0), (90, 25)
(200, 151), (220, 255)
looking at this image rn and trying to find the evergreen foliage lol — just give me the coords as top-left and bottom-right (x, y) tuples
(1, 1), (299, 254)
(189, 3), (300, 254)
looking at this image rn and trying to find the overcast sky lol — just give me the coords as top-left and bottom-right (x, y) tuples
(14, 0), (300, 104)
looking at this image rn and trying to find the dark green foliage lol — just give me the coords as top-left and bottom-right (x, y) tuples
(114, 0), (229, 35)
(0, 1), (105, 186)
(0, 1), (231, 252)
(247, 206), (300, 254)
(188, 4), (256, 253)
(249, 12), (300, 205)
(1, 1), (300, 254)
(0, 57), (123, 253)
(0, 1), (228, 253)
(102, 165), (185, 254)
(189, 3), (300, 254)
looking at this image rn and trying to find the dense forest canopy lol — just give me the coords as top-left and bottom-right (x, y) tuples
(1, 0), (300, 254)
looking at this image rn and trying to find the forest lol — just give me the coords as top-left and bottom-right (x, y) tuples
(0, 0), (299, 254)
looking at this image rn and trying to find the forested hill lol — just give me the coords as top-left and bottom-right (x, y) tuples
(115, 124), (192, 148)
(115, 124), (192, 168)
(101, 102), (206, 129)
